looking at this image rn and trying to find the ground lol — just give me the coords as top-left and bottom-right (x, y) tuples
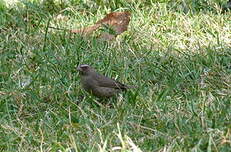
(0, 0), (231, 151)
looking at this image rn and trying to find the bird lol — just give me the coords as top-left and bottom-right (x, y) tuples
(77, 64), (135, 98)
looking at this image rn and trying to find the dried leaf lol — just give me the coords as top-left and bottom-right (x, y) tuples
(71, 11), (131, 40)
(70, 24), (100, 35)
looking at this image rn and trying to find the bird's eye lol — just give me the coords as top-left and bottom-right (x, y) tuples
(81, 66), (89, 71)
(82, 67), (87, 70)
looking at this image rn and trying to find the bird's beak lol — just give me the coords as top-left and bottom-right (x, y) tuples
(76, 66), (82, 72)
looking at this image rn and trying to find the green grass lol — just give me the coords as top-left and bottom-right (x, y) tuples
(0, 0), (231, 151)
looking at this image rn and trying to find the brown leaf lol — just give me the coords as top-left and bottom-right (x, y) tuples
(71, 11), (131, 40)
(70, 24), (100, 35)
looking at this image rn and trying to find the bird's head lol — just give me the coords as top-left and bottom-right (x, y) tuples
(77, 64), (94, 76)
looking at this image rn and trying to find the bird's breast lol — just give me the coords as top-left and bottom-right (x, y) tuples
(81, 76), (98, 92)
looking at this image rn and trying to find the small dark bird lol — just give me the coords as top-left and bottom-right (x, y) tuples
(77, 64), (135, 98)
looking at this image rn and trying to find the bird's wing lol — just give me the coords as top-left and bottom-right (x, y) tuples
(94, 74), (128, 90)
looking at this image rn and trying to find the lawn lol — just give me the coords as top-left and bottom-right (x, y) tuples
(0, 0), (231, 151)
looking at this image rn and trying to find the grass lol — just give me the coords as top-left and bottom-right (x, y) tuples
(0, 0), (231, 151)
